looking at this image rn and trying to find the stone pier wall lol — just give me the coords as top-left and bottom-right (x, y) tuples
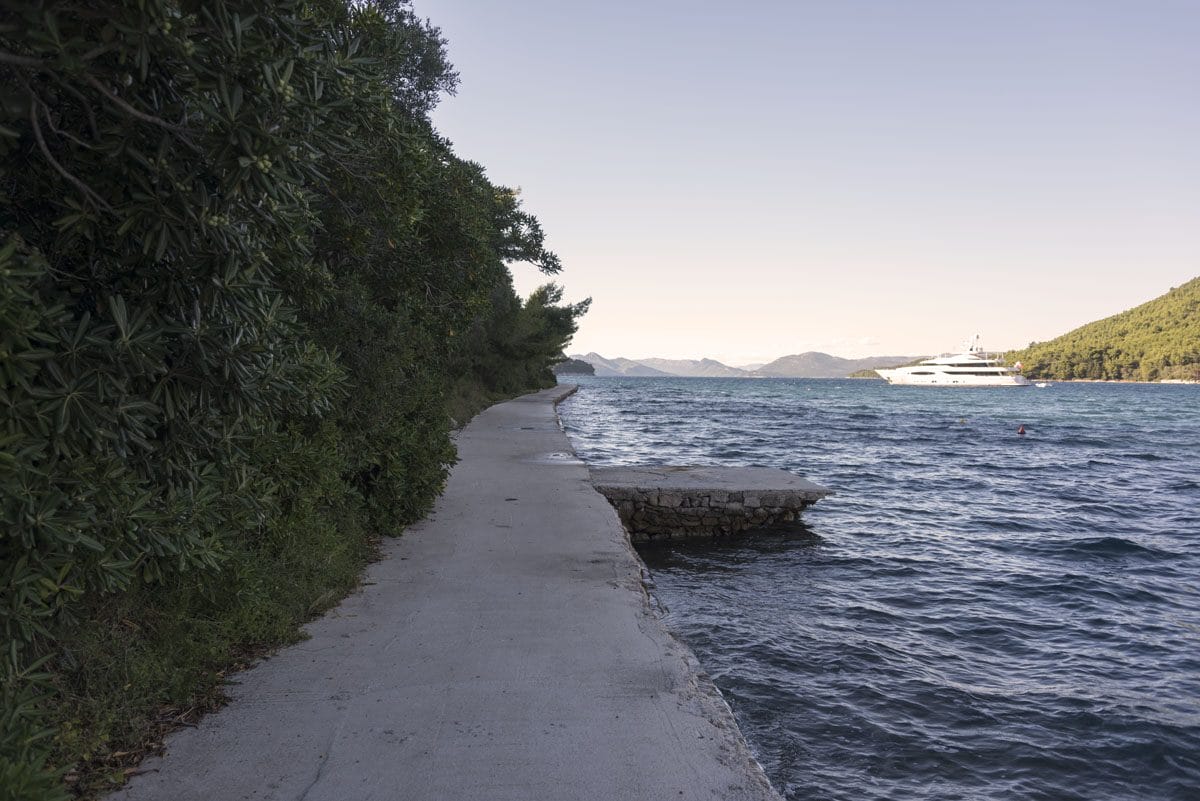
(590, 466), (832, 543)
(596, 487), (815, 541)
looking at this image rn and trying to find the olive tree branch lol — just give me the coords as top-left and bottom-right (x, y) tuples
(27, 89), (113, 212)
(51, 75), (100, 140)
(31, 93), (98, 151)
(0, 50), (44, 69)
(83, 74), (201, 151)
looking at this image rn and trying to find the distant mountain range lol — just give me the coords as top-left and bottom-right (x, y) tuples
(571, 353), (674, 376)
(570, 351), (916, 378)
(638, 357), (748, 377)
(755, 352), (917, 378)
(571, 277), (1200, 383)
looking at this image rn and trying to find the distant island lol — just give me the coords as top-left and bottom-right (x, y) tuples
(569, 352), (918, 379)
(1006, 276), (1200, 382)
(552, 358), (596, 376)
(847, 364), (909, 379)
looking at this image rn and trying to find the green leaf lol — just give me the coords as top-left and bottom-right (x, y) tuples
(107, 295), (129, 338)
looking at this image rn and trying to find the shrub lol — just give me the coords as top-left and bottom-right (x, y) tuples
(0, 1), (587, 796)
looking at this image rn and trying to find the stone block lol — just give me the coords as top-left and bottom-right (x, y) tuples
(590, 465), (831, 542)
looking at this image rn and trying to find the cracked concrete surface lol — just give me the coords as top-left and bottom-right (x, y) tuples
(109, 385), (782, 801)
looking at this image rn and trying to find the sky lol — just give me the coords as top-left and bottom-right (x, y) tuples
(409, 0), (1199, 364)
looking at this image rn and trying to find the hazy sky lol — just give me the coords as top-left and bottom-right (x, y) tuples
(410, 0), (1199, 363)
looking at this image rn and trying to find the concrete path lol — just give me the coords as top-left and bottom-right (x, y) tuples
(112, 385), (781, 801)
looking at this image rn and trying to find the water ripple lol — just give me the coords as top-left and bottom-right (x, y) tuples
(561, 377), (1200, 801)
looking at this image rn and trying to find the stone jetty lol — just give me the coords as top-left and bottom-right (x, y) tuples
(591, 465), (832, 541)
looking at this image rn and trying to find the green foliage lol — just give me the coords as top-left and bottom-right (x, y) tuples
(0, 1), (588, 796)
(453, 280), (591, 398)
(1007, 277), (1200, 381)
(48, 420), (371, 797)
(553, 358), (596, 376)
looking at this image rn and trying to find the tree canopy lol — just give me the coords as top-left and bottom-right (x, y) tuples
(1006, 277), (1200, 381)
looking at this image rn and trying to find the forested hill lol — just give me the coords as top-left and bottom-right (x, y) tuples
(1006, 278), (1200, 381)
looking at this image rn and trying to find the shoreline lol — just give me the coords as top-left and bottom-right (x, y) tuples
(561, 374), (1199, 384)
(111, 384), (781, 801)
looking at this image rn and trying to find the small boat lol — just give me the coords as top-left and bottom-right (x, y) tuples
(1035, 382), (1051, 388)
(875, 335), (1031, 387)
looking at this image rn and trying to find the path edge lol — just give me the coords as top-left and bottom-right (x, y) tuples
(552, 382), (783, 800)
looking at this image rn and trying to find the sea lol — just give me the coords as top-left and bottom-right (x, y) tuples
(557, 377), (1200, 801)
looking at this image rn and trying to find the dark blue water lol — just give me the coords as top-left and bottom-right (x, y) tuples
(558, 377), (1200, 801)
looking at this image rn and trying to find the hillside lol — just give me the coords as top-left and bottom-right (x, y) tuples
(553, 358), (596, 375)
(637, 357), (748, 377)
(573, 352), (673, 376)
(1006, 277), (1200, 381)
(757, 352), (918, 378)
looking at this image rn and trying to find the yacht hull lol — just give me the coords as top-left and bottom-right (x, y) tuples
(875, 369), (1031, 387)
(876, 337), (1031, 386)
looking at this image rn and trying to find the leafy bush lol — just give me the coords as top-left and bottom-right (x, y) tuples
(0, 1), (587, 796)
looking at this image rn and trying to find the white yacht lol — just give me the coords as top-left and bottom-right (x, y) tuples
(875, 336), (1031, 387)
